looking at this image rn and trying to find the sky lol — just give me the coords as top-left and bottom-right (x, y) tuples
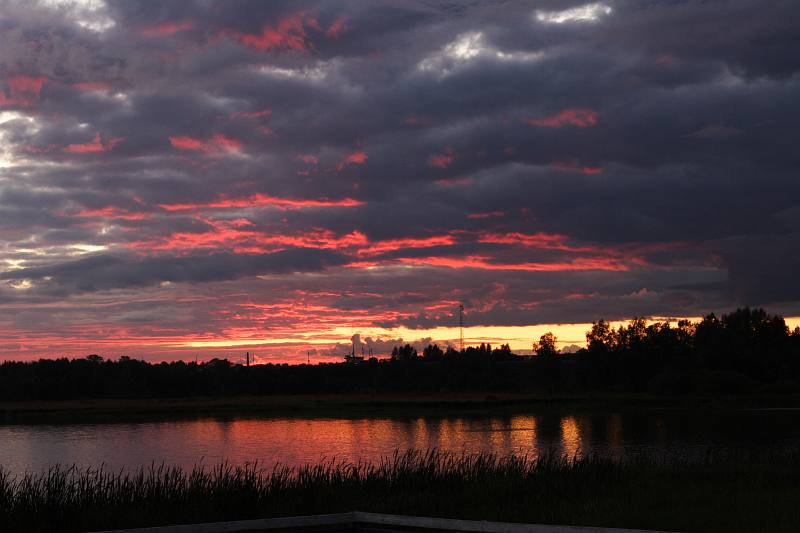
(1, 0), (799, 363)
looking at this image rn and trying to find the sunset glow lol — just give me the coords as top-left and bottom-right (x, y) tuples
(1, 1), (799, 363)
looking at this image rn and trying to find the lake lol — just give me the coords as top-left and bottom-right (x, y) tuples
(2, 408), (799, 474)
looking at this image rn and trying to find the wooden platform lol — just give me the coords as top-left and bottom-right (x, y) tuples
(90, 511), (678, 533)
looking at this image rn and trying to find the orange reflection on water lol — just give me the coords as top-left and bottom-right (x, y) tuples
(508, 415), (538, 457)
(88, 415), (598, 472)
(560, 416), (583, 458)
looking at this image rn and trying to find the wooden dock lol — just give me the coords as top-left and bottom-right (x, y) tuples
(90, 511), (679, 533)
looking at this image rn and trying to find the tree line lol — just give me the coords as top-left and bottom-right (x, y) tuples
(0, 308), (798, 400)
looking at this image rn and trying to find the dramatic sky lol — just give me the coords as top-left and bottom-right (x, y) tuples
(1, 0), (799, 362)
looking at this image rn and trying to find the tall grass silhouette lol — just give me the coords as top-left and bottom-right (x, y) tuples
(1, 449), (799, 532)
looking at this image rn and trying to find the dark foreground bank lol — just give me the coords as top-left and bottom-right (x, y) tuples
(1, 449), (799, 533)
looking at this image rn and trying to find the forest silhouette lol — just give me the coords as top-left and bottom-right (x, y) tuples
(1, 308), (799, 401)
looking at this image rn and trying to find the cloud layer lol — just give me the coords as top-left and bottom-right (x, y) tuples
(1, 0), (799, 361)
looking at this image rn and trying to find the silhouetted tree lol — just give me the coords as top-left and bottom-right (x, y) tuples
(391, 344), (418, 361)
(534, 333), (558, 358)
(587, 320), (614, 352)
(422, 344), (444, 361)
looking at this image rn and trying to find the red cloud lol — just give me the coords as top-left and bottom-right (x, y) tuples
(8, 75), (47, 96)
(159, 193), (365, 211)
(64, 133), (123, 154)
(551, 161), (603, 174)
(395, 255), (630, 272)
(358, 235), (458, 256)
(169, 134), (242, 153)
(344, 151), (367, 164)
(228, 108), (272, 120)
(0, 93), (30, 107)
(525, 108), (598, 128)
(427, 150), (454, 169)
(74, 206), (150, 221)
(72, 82), (111, 92)
(467, 211), (505, 219)
(126, 221), (368, 255)
(334, 150), (368, 171)
(0, 75), (48, 107)
(232, 12), (320, 52)
(209, 133), (242, 152)
(140, 21), (194, 38)
(169, 136), (205, 151)
(326, 17), (349, 38)
(434, 177), (474, 187)
(478, 232), (602, 254)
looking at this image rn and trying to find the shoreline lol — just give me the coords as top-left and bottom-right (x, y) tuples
(2, 392), (799, 424)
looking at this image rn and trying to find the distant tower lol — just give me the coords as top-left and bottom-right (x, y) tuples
(459, 303), (464, 352)
(345, 335), (365, 363)
(246, 352), (250, 367)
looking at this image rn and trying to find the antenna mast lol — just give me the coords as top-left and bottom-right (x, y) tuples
(459, 303), (464, 352)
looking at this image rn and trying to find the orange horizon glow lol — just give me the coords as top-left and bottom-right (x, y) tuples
(3, 317), (798, 364)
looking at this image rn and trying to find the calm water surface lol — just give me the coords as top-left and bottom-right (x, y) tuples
(2, 409), (799, 474)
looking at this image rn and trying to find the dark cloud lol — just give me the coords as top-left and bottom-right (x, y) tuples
(1, 249), (347, 291)
(1, 0), (798, 359)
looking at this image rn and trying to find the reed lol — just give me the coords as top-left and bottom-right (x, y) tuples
(1, 449), (799, 533)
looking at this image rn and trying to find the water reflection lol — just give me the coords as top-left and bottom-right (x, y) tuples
(560, 416), (581, 458)
(1, 409), (799, 474)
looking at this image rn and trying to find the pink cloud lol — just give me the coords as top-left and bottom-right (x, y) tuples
(231, 12), (319, 52)
(140, 21), (194, 38)
(73, 206), (150, 221)
(125, 221), (369, 255)
(209, 133), (242, 152)
(334, 150), (368, 171)
(434, 177), (474, 187)
(72, 82), (111, 92)
(8, 75), (47, 96)
(0, 74), (48, 107)
(298, 154), (319, 164)
(380, 255), (631, 272)
(326, 17), (349, 38)
(228, 108), (272, 120)
(159, 193), (365, 211)
(358, 235), (458, 256)
(467, 211), (505, 219)
(64, 133), (123, 154)
(551, 161), (603, 174)
(169, 134), (242, 153)
(427, 150), (454, 169)
(525, 108), (598, 128)
(169, 136), (206, 151)
(0, 93), (31, 107)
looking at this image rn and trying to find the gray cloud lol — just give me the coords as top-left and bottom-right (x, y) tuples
(1, 0), (798, 358)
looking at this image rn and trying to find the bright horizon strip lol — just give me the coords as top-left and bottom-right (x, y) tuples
(177, 316), (800, 354)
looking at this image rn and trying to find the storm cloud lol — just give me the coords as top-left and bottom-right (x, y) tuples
(1, 0), (799, 360)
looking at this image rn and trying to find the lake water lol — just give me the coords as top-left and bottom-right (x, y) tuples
(2, 409), (799, 474)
